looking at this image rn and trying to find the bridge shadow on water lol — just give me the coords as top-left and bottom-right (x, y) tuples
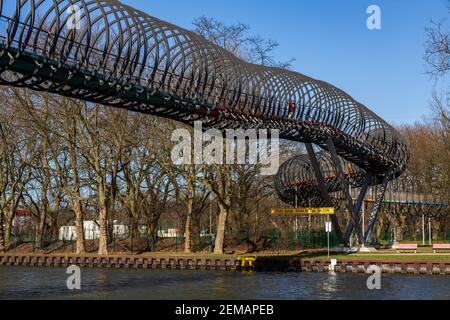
(252, 250), (349, 272)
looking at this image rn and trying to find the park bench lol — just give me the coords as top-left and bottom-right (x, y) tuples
(432, 244), (450, 254)
(392, 244), (418, 254)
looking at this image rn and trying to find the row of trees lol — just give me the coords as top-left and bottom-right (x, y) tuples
(0, 87), (287, 255)
(389, 4), (450, 241)
(384, 97), (450, 242)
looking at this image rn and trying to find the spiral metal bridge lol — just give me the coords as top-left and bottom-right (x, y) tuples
(0, 0), (411, 246)
(276, 157), (448, 245)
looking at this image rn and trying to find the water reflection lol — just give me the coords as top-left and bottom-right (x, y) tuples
(322, 272), (338, 294)
(0, 267), (449, 300)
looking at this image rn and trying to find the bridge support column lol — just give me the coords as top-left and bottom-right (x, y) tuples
(305, 143), (344, 245)
(326, 138), (373, 247)
(343, 173), (372, 245)
(364, 176), (389, 244)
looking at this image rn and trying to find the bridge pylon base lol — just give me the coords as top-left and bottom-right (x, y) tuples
(359, 246), (378, 253)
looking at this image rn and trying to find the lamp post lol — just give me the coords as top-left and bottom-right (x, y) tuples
(326, 215), (331, 258)
(428, 217), (432, 246)
(422, 214), (425, 246)
(362, 199), (365, 238)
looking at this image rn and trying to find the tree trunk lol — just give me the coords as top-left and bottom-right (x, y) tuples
(375, 219), (383, 244)
(69, 149), (86, 253)
(35, 206), (47, 249)
(0, 213), (4, 251)
(147, 219), (158, 251)
(74, 201), (86, 254)
(98, 206), (108, 255)
(4, 211), (14, 245)
(214, 203), (229, 255)
(98, 208), (108, 255)
(97, 179), (109, 255)
(395, 221), (404, 242)
(107, 214), (115, 244)
(393, 207), (406, 242)
(36, 141), (51, 249)
(412, 220), (417, 241)
(184, 198), (194, 253)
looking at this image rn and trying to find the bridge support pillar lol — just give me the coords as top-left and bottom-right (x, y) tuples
(364, 175), (389, 244)
(326, 138), (372, 247)
(305, 143), (344, 245)
(343, 173), (372, 245)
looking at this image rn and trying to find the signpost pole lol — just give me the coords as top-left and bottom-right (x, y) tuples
(295, 186), (298, 236)
(327, 215), (330, 258)
(422, 214), (425, 246)
(362, 200), (365, 238)
(428, 217), (432, 246)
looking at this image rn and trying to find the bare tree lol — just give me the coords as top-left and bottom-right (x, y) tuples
(201, 164), (233, 254)
(53, 98), (88, 254)
(75, 104), (112, 255)
(170, 163), (199, 254)
(425, 17), (450, 78)
(0, 89), (37, 247)
(193, 16), (294, 68)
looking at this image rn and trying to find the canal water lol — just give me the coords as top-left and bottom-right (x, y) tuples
(0, 267), (449, 300)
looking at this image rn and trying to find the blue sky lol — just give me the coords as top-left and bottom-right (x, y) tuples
(121, 0), (448, 125)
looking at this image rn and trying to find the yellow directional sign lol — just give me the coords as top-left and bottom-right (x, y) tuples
(271, 207), (335, 216)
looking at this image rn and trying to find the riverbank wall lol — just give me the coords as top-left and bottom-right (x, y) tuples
(1, 254), (450, 275)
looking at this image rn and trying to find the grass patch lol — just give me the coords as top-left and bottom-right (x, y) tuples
(256, 249), (450, 262)
(304, 254), (450, 262)
(3, 248), (450, 263)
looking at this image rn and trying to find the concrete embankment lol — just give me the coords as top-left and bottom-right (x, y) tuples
(1, 254), (449, 275)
